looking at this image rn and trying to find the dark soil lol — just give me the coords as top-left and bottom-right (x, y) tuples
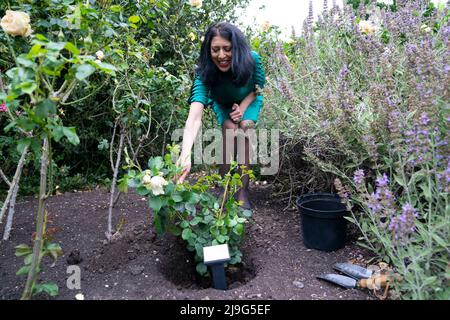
(0, 182), (376, 300)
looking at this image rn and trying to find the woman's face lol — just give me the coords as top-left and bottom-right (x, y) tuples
(210, 35), (232, 72)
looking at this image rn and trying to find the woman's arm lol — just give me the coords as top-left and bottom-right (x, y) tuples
(177, 102), (204, 182)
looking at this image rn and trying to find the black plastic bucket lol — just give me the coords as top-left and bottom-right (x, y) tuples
(296, 193), (347, 252)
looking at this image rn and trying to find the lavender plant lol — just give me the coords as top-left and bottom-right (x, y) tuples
(259, 0), (449, 299)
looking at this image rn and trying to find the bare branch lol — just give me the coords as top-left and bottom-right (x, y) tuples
(0, 145), (28, 224)
(0, 169), (11, 186)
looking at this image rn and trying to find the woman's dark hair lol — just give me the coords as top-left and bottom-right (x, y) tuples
(197, 22), (255, 87)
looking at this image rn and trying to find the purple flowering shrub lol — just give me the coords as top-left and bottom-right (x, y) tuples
(260, 1), (449, 299)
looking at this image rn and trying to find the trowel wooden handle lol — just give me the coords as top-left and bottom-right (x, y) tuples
(358, 275), (393, 290)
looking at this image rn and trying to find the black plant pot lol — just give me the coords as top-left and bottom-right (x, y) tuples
(296, 193), (348, 252)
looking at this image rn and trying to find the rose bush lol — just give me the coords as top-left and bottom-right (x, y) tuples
(122, 144), (254, 275)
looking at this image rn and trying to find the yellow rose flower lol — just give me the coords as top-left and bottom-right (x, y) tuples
(1, 10), (32, 37)
(142, 174), (152, 185)
(189, 0), (203, 8)
(149, 176), (168, 196)
(96, 50), (105, 60)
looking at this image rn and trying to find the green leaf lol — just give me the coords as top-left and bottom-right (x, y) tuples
(16, 265), (30, 276)
(196, 263), (207, 275)
(35, 99), (57, 119)
(149, 197), (162, 212)
(226, 217), (237, 227)
(148, 157), (164, 171)
(47, 124), (63, 142)
(109, 5), (123, 12)
(64, 42), (80, 55)
(47, 41), (66, 52)
(33, 283), (58, 297)
(15, 244), (32, 257)
(187, 193), (201, 204)
(18, 82), (37, 94)
(394, 174), (406, 188)
(45, 243), (63, 260)
(190, 217), (202, 226)
(75, 64), (95, 81)
(34, 34), (48, 41)
(174, 202), (185, 212)
(118, 176), (129, 193)
(419, 183), (432, 201)
(171, 193), (183, 202)
(16, 55), (34, 67)
(185, 203), (196, 214)
(128, 15), (140, 23)
(431, 233), (448, 248)
(16, 118), (37, 132)
(233, 224), (244, 235)
(62, 127), (80, 145)
(180, 220), (189, 228)
(182, 228), (192, 240)
(24, 254), (32, 265)
(136, 186), (151, 196)
(95, 62), (117, 75)
(217, 235), (226, 243)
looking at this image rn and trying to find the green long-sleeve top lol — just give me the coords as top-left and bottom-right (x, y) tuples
(188, 51), (266, 108)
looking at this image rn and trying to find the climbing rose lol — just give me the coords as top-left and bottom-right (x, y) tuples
(189, 0), (202, 8)
(1, 10), (32, 37)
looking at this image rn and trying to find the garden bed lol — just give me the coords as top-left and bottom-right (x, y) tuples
(0, 183), (374, 300)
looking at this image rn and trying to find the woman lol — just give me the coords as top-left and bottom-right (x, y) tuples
(177, 21), (266, 210)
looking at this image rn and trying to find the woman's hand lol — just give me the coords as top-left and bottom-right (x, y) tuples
(176, 154), (191, 184)
(230, 103), (243, 123)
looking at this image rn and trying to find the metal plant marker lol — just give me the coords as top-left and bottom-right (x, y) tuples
(203, 244), (231, 290)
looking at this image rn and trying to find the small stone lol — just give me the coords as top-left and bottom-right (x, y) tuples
(75, 293), (84, 300)
(202, 296), (210, 300)
(293, 280), (304, 289)
(105, 284), (109, 288)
